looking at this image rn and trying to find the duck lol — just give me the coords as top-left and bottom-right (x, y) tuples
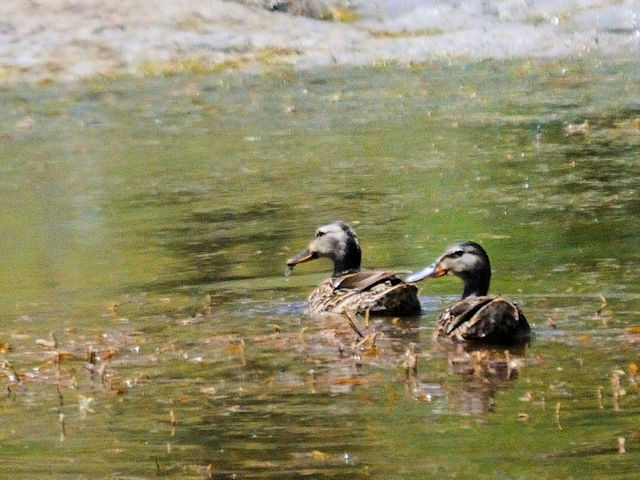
(286, 221), (421, 316)
(406, 241), (530, 344)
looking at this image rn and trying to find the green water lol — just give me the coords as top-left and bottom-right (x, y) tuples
(1, 59), (639, 479)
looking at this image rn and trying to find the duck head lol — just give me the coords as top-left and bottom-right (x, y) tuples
(406, 241), (491, 298)
(286, 221), (362, 276)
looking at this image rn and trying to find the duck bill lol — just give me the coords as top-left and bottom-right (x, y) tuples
(405, 263), (446, 283)
(286, 249), (317, 267)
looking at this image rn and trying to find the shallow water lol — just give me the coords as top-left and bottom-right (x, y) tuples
(1, 58), (639, 479)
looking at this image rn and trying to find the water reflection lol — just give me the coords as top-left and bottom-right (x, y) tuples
(435, 343), (527, 415)
(292, 310), (530, 417)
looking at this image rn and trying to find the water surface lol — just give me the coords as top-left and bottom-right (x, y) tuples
(1, 58), (639, 479)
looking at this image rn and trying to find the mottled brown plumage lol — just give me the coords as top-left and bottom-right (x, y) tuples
(407, 241), (530, 344)
(287, 222), (421, 316)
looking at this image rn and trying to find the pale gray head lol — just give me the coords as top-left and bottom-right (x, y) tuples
(406, 241), (491, 298)
(286, 221), (362, 276)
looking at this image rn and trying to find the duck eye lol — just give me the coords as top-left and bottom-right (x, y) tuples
(451, 250), (464, 258)
(316, 230), (326, 238)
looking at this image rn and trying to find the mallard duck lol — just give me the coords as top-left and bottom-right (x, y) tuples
(286, 221), (421, 316)
(406, 241), (530, 344)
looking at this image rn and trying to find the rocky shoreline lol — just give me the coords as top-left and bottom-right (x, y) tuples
(0, 0), (639, 84)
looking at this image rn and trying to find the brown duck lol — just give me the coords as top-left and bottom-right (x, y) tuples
(286, 221), (421, 316)
(406, 241), (530, 344)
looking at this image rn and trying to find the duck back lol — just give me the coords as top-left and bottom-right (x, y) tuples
(437, 295), (529, 344)
(308, 270), (420, 316)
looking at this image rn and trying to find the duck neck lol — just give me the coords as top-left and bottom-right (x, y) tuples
(332, 239), (361, 277)
(461, 269), (491, 298)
